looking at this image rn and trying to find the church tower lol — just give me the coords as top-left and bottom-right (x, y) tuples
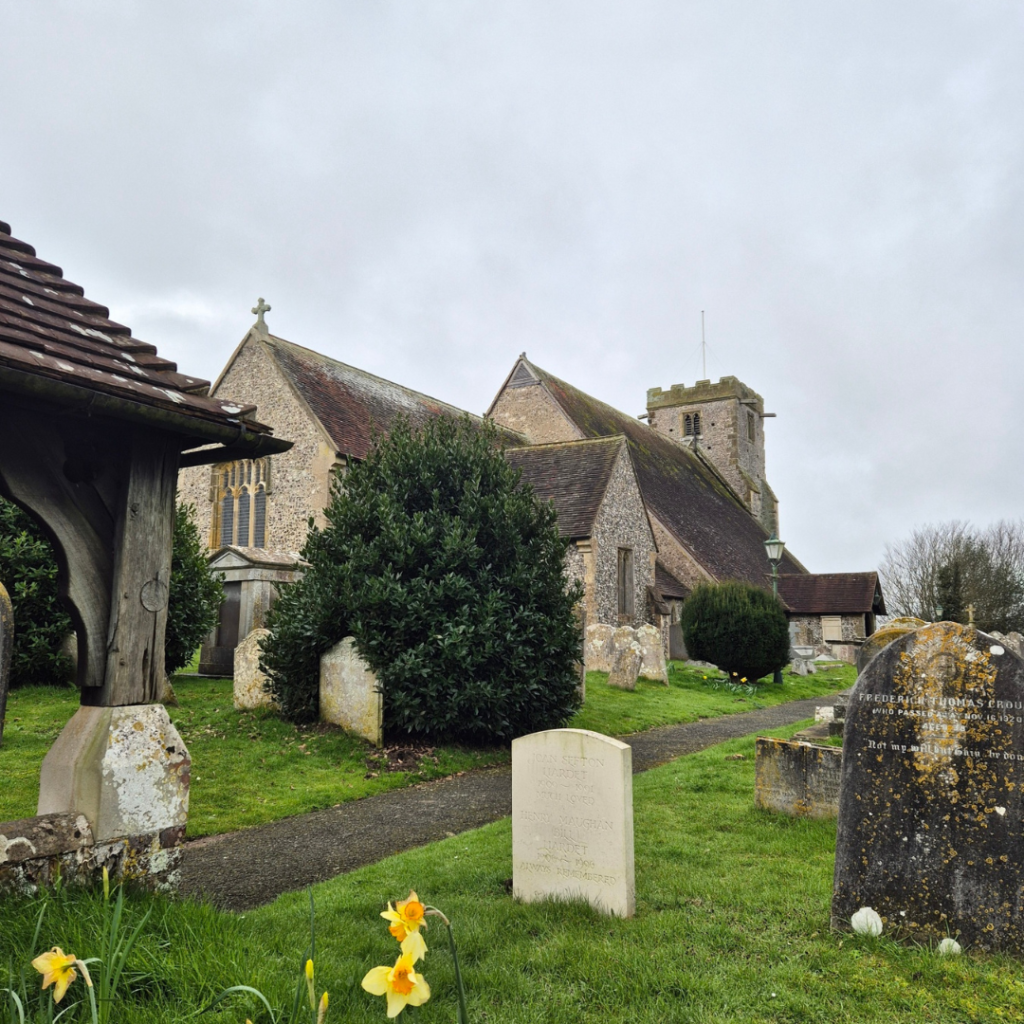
(645, 376), (778, 534)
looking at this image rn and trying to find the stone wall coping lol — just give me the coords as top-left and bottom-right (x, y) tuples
(0, 812), (93, 864)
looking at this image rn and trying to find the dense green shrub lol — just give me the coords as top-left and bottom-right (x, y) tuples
(0, 497), (220, 684)
(0, 496), (74, 687)
(680, 580), (790, 682)
(261, 415), (584, 741)
(165, 501), (223, 675)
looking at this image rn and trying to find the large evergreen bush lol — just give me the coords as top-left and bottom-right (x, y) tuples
(0, 496), (73, 687)
(0, 496), (220, 684)
(261, 415), (584, 741)
(680, 580), (790, 682)
(165, 501), (223, 675)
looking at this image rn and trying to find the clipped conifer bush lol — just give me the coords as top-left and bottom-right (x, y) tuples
(680, 580), (790, 682)
(261, 415), (584, 741)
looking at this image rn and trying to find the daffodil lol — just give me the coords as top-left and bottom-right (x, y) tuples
(382, 891), (427, 945)
(317, 990), (329, 1024)
(305, 958), (316, 1012)
(362, 952), (430, 1018)
(399, 929), (427, 963)
(31, 947), (78, 1003)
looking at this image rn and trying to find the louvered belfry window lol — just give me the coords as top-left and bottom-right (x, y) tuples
(211, 458), (272, 548)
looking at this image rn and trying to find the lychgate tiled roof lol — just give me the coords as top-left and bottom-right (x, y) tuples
(265, 335), (521, 460)
(498, 357), (806, 587)
(504, 436), (626, 539)
(777, 573), (886, 615)
(0, 220), (286, 454)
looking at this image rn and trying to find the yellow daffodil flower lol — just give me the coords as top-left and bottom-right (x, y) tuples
(31, 947), (78, 1003)
(362, 952), (430, 1018)
(381, 890), (427, 943)
(399, 929), (427, 963)
(317, 990), (329, 1024)
(305, 958), (316, 1011)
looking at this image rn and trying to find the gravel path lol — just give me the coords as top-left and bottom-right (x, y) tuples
(178, 691), (845, 911)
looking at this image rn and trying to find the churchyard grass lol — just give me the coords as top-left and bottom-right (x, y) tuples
(0, 662), (851, 837)
(3, 721), (1021, 1023)
(572, 660), (855, 736)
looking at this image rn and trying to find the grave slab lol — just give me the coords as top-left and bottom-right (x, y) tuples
(512, 728), (634, 917)
(833, 622), (1024, 952)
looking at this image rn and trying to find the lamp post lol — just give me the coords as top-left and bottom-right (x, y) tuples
(765, 533), (786, 684)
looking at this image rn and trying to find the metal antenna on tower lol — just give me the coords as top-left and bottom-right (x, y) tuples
(701, 310), (707, 378)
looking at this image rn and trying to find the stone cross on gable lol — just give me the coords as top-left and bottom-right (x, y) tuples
(251, 297), (271, 331)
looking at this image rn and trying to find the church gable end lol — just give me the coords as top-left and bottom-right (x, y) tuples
(177, 332), (339, 554)
(488, 356), (583, 444)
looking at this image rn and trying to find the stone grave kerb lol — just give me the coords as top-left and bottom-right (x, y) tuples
(833, 622), (1024, 952)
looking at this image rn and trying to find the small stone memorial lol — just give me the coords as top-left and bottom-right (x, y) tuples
(636, 623), (669, 684)
(512, 728), (634, 917)
(607, 639), (641, 691)
(320, 637), (382, 746)
(233, 628), (276, 710)
(833, 622), (1024, 952)
(584, 624), (615, 673)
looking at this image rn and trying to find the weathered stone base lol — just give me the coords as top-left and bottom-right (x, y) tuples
(39, 704), (190, 842)
(0, 813), (183, 895)
(755, 737), (842, 819)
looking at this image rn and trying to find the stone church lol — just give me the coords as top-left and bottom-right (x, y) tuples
(180, 311), (881, 668)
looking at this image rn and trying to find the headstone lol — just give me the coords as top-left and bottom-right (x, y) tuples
(755, 737), (842, 818)
(320, 637), (382, 746)
(607, 640), (641, 691)
(233, 628), (276, 710)
(584, 624), (615, 673)
(635, 624), (668, 684)
(512, 728), (634, 917)
(833, 623), (1024, 952)
(857, 618), (927, 673)
(0, 580), (12, 746)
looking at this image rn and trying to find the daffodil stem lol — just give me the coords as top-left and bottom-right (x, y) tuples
(445, 920), (469, 1024)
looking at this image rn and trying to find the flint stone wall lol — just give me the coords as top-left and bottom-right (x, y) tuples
(755, 737), (842, 818)
(0, 812), (182, 895)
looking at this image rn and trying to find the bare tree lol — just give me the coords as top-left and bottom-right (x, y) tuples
(879, 520), (1024, 633)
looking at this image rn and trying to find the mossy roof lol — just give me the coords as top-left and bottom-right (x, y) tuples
(512, 357), (806, 586)
(264, 335), (522, 459)
(504, 436), (627, 539)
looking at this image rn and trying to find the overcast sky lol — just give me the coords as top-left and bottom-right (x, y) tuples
(2, 1), (1022, 574)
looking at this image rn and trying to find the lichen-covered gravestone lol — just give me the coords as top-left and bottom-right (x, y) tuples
(320, 637), (382, 746)
(233, 628), (276, 710)
(512, 728), (634, 917)
(833, 622), (1024, 952)
(0, 580), (11, 746)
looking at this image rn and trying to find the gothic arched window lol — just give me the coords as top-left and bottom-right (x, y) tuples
(684, 414), (693, 436)
(211, 458), (272, 548)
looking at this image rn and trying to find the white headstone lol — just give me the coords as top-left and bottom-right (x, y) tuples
(233, 628), (277, 710)
(512, 728), (634, 917)
(635, 623), (668, 684)
(320, 637), (382, 746)
(584, 623), (615, 672)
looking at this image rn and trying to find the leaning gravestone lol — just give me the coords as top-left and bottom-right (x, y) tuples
(512, 728), (634, 917)
(320, 637), (383, 746)
(584, 624), (615, 673)
(833, 622), (1024, 952)
(636, 624), (669, 685)
(0, 580), (11, 746)
(233, 628), (276, 710)
(607, 639), (641, 691)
